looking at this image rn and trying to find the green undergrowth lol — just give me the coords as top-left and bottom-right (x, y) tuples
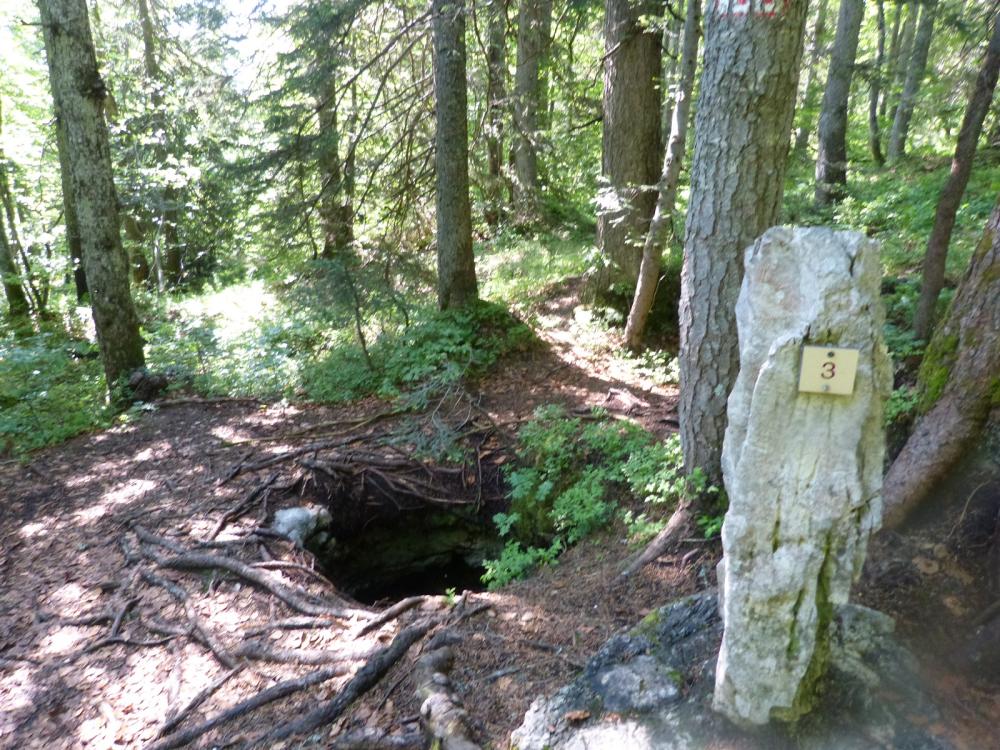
(302, 299), (536, 405)
(0, 330), (111, 454)
(482, 405), (714, 588)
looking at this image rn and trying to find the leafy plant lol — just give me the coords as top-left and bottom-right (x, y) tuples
(482, 407), (703, 588)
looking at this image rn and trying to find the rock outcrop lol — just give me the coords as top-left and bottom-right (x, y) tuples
(511, 593), (950, 750)
(715, 227), (893, 724)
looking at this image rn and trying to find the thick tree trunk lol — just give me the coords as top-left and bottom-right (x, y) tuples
(678, 0), (808, 485)
(623, 0), (700, 351)
(593, 0), (661, 297)
(513, 0), (549, 224)
(883, 194), (1000, 528)
(484, 0), (507, 228)
(138, 0), (182, 287)
(815, 0), (865, 205)
(432, 0), (478, 310)
(39, 0), (145, 394)
(912, 17), (1000, 341)
(55, 113), (87, 300)
(887, 0), (937, 162)
(792, 0), (829, 154)
(868, 0), (887, 166)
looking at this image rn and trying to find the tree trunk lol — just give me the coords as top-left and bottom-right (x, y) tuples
(660, 0), (684, 147)
(678, 0), (808, 485)
(887, 0), (917, 123)
(815, 0), (865, 205)
(0, 99), (30, 319)
(38, 0), (145, 394)
(0, 208), (29, 320)
(484, 0), (507, 229)
(432, 0), (478, 310)
(883, 193), (1000, 528)
(317, 76), (354, 259)
(593, 0), (661, 297)
(867, 0), (887, 166)
(137, 0), (182, 288)
(880, 0), (903, 118)
(55, 113), (87, 300)
(887, 0), (937, 162)
(623, 0), (700, 351)
(792, 0), (829, 154)
(513, 0), (549, 225)
(912, 16), (1000, 341)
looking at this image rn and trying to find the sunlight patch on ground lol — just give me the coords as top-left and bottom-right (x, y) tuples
(172, 281), (278, 346)
(18, 521), (47, 539)
(100, 479), (158, 508)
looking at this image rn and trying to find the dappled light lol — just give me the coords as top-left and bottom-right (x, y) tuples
(2, 0), (999, 747)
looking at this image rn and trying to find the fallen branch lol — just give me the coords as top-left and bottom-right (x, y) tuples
(233, 639), (359, 667)
(619, 498), (694, 578)
(253, 618), (434, 745)
(157, 552), (362, 620)
(245, 616), (343, 636)
(357, 596), (426, 637)
(209, 473), (280, 540)
(413, 646), (481, 750)
(148, 664), (348, 750)
(158, 666), (243, 738)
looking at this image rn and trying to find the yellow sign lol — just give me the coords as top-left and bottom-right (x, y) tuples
(798, 346), (859, 396)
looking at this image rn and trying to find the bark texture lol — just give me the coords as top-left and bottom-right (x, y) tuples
(317, 75), (354, 259)
(883, 194), (1000, 528)
(513, 0), (549, 224)
(867, 0), (887, 166)
(54, 113), (87, 299)
(39, 0), (145, 391)
(593, 0), (661, 296)
(0, 100), (29, 319)
(887, 0), (917, 124)
(678, 0), (808, 485)
(623, 0), (700, 351)
(912, 16), (1000, 341)
(793, 0), (829, 154)
(815, 0), (865, 205)
(887, 0), (937, 161)
(433, 0), (478, 310)
(0, 207), (28, 319)
(484, 0), (507, 228)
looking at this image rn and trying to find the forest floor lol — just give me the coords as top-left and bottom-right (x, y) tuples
(1, 278), (998, 749)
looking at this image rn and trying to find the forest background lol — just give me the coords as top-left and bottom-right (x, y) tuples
(1, 0), (998, 563)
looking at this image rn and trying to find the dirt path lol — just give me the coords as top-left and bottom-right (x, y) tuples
(1, 282), (996, 749)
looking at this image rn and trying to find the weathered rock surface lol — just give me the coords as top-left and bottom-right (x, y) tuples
(716, 227), (893, 724)
(511, 592), (951, 750)
(272, 505), (332, 547)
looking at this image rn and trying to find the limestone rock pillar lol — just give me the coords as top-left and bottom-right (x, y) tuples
(714, 227), (892, 725)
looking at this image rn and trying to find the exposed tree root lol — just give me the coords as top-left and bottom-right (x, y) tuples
(251, 618), (435, 745)
(158, 666), (243, 738)
(148, 663), (350, 750)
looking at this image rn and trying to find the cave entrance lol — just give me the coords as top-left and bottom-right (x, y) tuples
(286, 453), (507, 606)
(312, 508), (499, 606)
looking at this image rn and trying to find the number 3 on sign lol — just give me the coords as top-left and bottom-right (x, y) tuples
(798, 346), (860, 396)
